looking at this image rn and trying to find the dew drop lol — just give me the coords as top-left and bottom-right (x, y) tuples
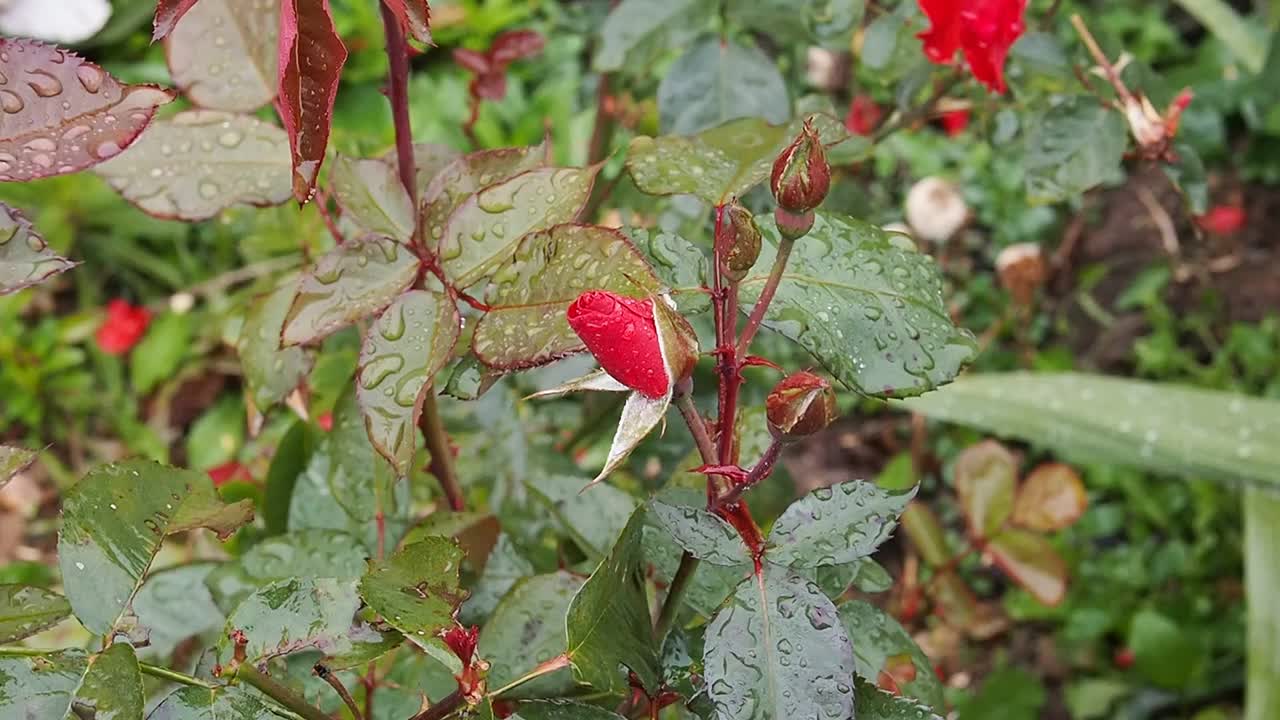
(0, 90), (23, 113)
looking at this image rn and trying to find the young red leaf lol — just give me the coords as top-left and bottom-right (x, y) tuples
(276, 0), (348, 203)
(1010, 462), (1087, 532)
(0, 39), (174, 182)
(489, 30), (544, 66)
(952, 439), (1017, 539)
(381, 0), (432, 45)
(452, 48), (492, 75)
(986, 528), (1068, 606)
(152, 0), (202, 41)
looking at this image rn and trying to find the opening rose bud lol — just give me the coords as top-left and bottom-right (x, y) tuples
(718, 201), (762, 282)
(766, 371), (837, 439)
(567, 291), (697, 399)
(770, 120), (830, 214)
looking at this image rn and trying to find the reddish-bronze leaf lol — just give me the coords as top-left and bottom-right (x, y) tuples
(276, 0), (347, 203)
(152, 0), (203, 41)
(1011, 462), (1087, 532)
(381, 0), (432, 45)
(0, 39), (174, 182)
(986, 528), (1069, 606)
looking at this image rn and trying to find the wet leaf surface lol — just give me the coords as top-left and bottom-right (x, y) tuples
(767, 479), (914, 567)
(704, 563), (856, 720)
(131, 564), (224, 659)
(237, 275), (313, 413)
(1025, 97), (1128, 204)
(478, 572), (582, 698)
(164, 0), (279, 111)
(358, 290), (461, 476)
(276, 0), (347, 201)
(741, 212), (977, 398)
(657, 38), (788, 135)
(626, 114), (848, 205)
(644, 516), (748, 619)
(1011, 462), (1087, 532)
(204, 529), (367, 612)
(57, 460), (254, 635)
(74, 643), (144, 720)
(986, 528), (1068, 606)
(151, 0), (201, 40)
(952, 440), (1017, 539)
(0, 202), (75, 295)
(381, 0), (433, 43)
(438, 165), (601, 288)
(0, 39), (174, 182)
(358, 537), (464, 644)
(461, 533), (535, 622)
(0, 650), (86, 719)
(629, 229), (709, 313)
(0, 444), (36, 488)
(281, 236), (419, 346)
(97, 111), (292, 221)
(592, 0), (713, 72)
(0, 584), (70, 643)
(566, 507), (660, 693)
(331, 153), (415, 241)
(851, 676), (945, 720)
(838, 599), (945, 710)
(527, 474), (638, 559)
(148, 684), (280, 720)
(474, 225), (660, 370)
(650, 498), (751, 566)
(511, 701), (627, 720)
(419, 144), (545, 246)
(219, 577), (360, 664)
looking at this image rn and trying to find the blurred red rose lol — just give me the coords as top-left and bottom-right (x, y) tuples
(95, 300), (151, 355)
(1197, 204), (1246, 235)
(918, 0), (1027, 93)
(845, 94), (882, 136)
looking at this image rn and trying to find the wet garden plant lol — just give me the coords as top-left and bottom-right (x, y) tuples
(1, 1), (1279, 719)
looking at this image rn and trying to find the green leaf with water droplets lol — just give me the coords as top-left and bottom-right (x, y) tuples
(358, 537), (465, 646)
(0, 650), (87, 719)
(592, 0), (714, 73)
(0, 38), (175, 182)
(461, 534), (535, 623)
(165, 0), (280, 112)
(1025, 97), (1128, 204)
(741, 211), (977, 398)
(473, 225), (660, 370)
(131, 564), (224, 660)
(479, 572), (582, 699)
(767, 479), (914, 567)
(439, 166), (601, 287)
(74, 642), (145, 720)
(838, 600), (945, 711)
(511, 701), (628, 720)
(704, 563), (856, 720)
(420, 144), (546, 245)
(219, 577), (361, 664)
(629, 229), (710, 313)
(148, 684), (280, 720)
(96, 110), (293, 221)
(331, 153), (415, 241)
(0, 203), (76, 295)
(410, 143), (463, 198)
(657, 38), (789, 135)
(358, 290), (461, 475)
(204, 529), (368, 612)
(627, 114), (848, 205)
(650, 499), (751, 566)
(0, 585), (71, 643)
(644, 514), (749, 619)
(238, 276), (314, 414)
(898, 372), (1280, 490)
(526, 475), (638, 560)
(0, 444), (36, 488)
(282, 236), (419, 346)
(566, 506), (661, 693)
(851, 677), (945, 720)
(57, 460), (254, 635)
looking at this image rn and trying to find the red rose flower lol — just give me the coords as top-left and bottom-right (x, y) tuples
(917, 0), (1027, 93)
(95, 300), (151, 355)
(567, 291), (668, 399)
(845, 94), (883, 136)
(941, 109), (970, 136)
(1197, 204), (1246, 235)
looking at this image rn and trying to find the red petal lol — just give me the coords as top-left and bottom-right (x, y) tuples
(567, 291), (668, 399)
(844, 95), (882, 136)
(916, 0), (964, 64)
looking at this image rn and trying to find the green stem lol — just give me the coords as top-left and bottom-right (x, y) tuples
(486, 654), (571, 698)
(235, 665), (333, 720)
(1245, 488), (1280, 720)
(654, 551), (699, 641)
(140, 662), (217, 689)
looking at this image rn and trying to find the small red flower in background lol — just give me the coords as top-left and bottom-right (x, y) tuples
(917, 0), (1027, 93)
(452, 30), (545, 103)
(1114, 646), (1136, 669)
(940, 109), (970, 136)
(316, 411), (334, 432)
(567, 291), (668, 399)
(844, 95), (882, 136)
(1197, 204), (1246, 235)
(208, 461), (250, 488)
(95, 300), (151, 355)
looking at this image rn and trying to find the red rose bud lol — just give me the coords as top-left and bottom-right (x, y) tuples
(442, 625), (480, 666)
(917, 0), (1027, 94)
(718, 201), (762, 282)
(845, 94), (882, 136)
(941, 109), (970, 136)
(568, 291), (670, 398)
(652, 296), (699, 387)
(95, 299), (151, 355)
(766, 371), (837, 439)
(1198, 204), (1246, 235)
(770, 120), (830, 214)
(775, 207), (815, 241)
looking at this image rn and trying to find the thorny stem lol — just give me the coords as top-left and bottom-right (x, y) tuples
(735, 235), (796, 358)
(410, 688), (465, 720)
(316, 663), (364, 720)
(378, 4), (466, 514)
(1069, 14), (1138, 106)
(235, 664), (332, 720)
(711, 438), (783, 510)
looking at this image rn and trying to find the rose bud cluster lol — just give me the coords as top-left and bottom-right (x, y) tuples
(766, 371), (837, 440)
(771, 120), (830, 240)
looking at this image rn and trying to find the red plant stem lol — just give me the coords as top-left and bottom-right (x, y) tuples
(736, 235), (795, 358)
(410, 689), (465, 720)
(378, 0), (466, 514)
(711, 438), (783, 510)
(462, 97), (481, 149)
